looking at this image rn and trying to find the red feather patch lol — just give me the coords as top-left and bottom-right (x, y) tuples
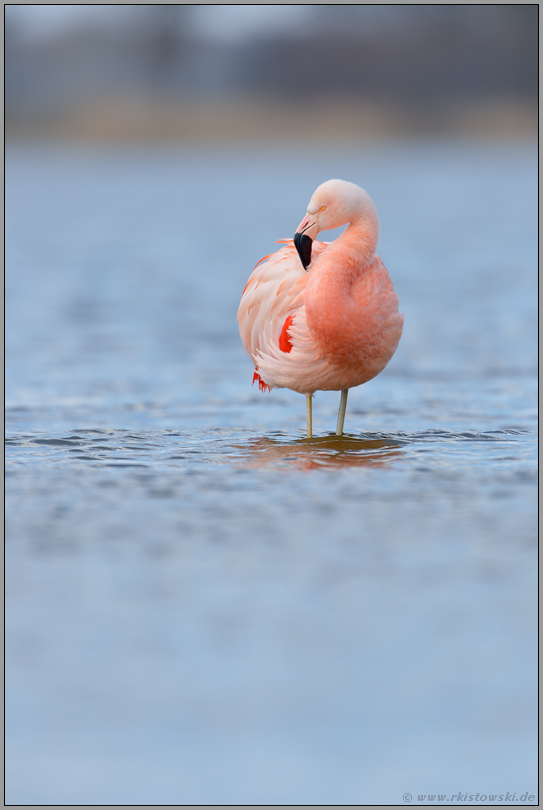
(279, 314), (295, 353)
(252, 368), (270, 393)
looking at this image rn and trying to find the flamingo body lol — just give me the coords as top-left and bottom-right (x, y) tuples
(237, 179), (404, 429)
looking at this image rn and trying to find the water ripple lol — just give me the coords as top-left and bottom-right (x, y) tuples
(5, 427), (536, 476)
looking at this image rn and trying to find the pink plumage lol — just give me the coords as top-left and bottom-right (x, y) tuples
(237, 179), (404, 435)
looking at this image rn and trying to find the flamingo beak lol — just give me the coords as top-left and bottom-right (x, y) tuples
(294, 216), (318, 270)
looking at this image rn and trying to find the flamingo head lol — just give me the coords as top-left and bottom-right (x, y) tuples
(294, 179), (379, 270)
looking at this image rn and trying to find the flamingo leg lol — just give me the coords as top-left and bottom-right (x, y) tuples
(336, 388), (349, 436)
(306, 394), (313, 439)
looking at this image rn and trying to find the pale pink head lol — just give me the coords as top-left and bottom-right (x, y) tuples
(294, 179), (379, 270)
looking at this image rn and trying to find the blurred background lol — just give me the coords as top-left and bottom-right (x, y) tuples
(5, 4), (538, 140)
(5, 5), (538, 806)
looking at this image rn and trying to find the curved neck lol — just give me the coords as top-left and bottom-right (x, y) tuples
(305, 213), (380, 359)
(322, 214), (379, 278)
(345, 214), (379, 261)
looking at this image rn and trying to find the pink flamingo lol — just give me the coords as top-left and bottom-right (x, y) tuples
(237, 179), (404, 437)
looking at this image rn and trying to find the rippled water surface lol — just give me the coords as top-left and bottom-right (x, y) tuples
(6, 142), (538, 804)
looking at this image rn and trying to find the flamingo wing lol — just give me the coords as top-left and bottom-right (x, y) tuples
(237, 240), (326, 364)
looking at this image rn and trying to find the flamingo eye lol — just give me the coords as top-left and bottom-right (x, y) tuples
(320, 205), (326, 211)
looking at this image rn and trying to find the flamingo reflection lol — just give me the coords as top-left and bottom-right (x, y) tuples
(234, 434), (403, 471)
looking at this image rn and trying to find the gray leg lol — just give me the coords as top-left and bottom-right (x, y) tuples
(306, 394), (313, 439)
(336, 389), (349, 436)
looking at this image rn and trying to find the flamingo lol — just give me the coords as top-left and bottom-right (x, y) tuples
(237, 179), (404, 438)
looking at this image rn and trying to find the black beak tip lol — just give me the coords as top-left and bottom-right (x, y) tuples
(294, 231), (313, 271)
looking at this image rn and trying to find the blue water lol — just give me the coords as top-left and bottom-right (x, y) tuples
(5, 141), (538, 805)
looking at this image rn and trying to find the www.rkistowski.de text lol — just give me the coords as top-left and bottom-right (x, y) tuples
(402, 792), (536, 803)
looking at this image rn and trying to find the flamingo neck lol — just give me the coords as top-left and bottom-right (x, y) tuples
(333, 216), (378, 272)
(314, 215), (379, 283)
(305, 215), (380, 361)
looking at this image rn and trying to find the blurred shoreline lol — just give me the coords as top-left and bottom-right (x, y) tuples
(6, 97), (537, 144)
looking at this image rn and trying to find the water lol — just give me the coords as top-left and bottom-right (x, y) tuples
(6, 141), (538, 805)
